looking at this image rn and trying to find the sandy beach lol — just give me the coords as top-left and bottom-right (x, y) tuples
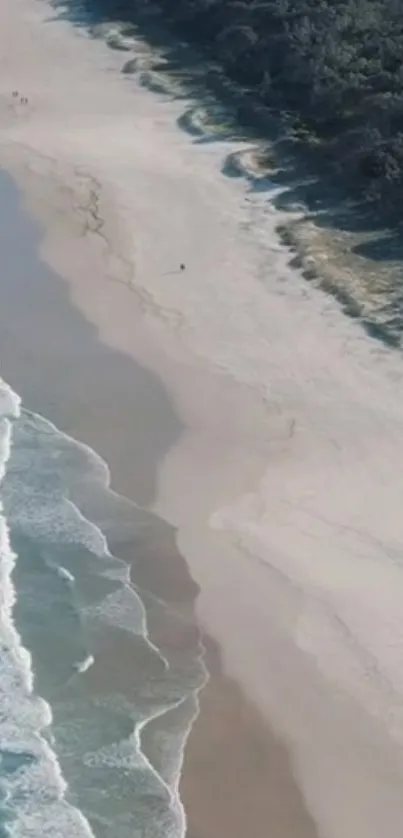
(0, 163), (316, 838)
(2, 1), (403, 836)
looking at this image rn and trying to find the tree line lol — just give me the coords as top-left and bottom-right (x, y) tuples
(141, 0), (403, 218)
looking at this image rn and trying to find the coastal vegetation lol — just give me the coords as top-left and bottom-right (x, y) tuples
(134, 0), (403, 219)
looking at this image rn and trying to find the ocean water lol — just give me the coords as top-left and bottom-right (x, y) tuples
(0, 376), (206, 838)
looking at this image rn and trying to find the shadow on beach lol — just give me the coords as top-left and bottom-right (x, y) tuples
(46, 0), (403, 349)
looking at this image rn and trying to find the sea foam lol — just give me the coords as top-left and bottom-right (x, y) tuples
(0, 384), (206, 838)
(0, 377), (95, 838)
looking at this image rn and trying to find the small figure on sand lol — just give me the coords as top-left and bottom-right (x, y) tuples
(20, 96), (28, 105)
(12, 90), (18, 98)
(163, 263), (187, 277)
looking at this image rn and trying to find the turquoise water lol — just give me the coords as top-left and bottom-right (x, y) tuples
(0, 381), (205, 838)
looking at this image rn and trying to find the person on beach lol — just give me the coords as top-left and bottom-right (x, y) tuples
(163, 264), (186, 276)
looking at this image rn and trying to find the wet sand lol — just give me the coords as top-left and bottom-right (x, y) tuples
(0, 169), (318, 837)
(182, 637), (318, 838)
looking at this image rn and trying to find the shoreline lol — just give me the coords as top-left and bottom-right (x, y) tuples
(0, 168), (318, 837)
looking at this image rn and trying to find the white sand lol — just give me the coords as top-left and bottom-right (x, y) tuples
(2, 1), (403, 836)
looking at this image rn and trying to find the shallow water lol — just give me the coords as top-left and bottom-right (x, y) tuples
(0, 382), (206, 838)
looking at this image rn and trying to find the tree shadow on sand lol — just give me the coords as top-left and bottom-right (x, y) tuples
(46, 0), (392, 232)
(47, 0), (403, 347)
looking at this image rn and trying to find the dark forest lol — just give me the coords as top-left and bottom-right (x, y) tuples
(135, 0), (403, 218)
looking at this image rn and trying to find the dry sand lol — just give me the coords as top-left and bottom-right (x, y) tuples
(2, 1), (403, 837)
